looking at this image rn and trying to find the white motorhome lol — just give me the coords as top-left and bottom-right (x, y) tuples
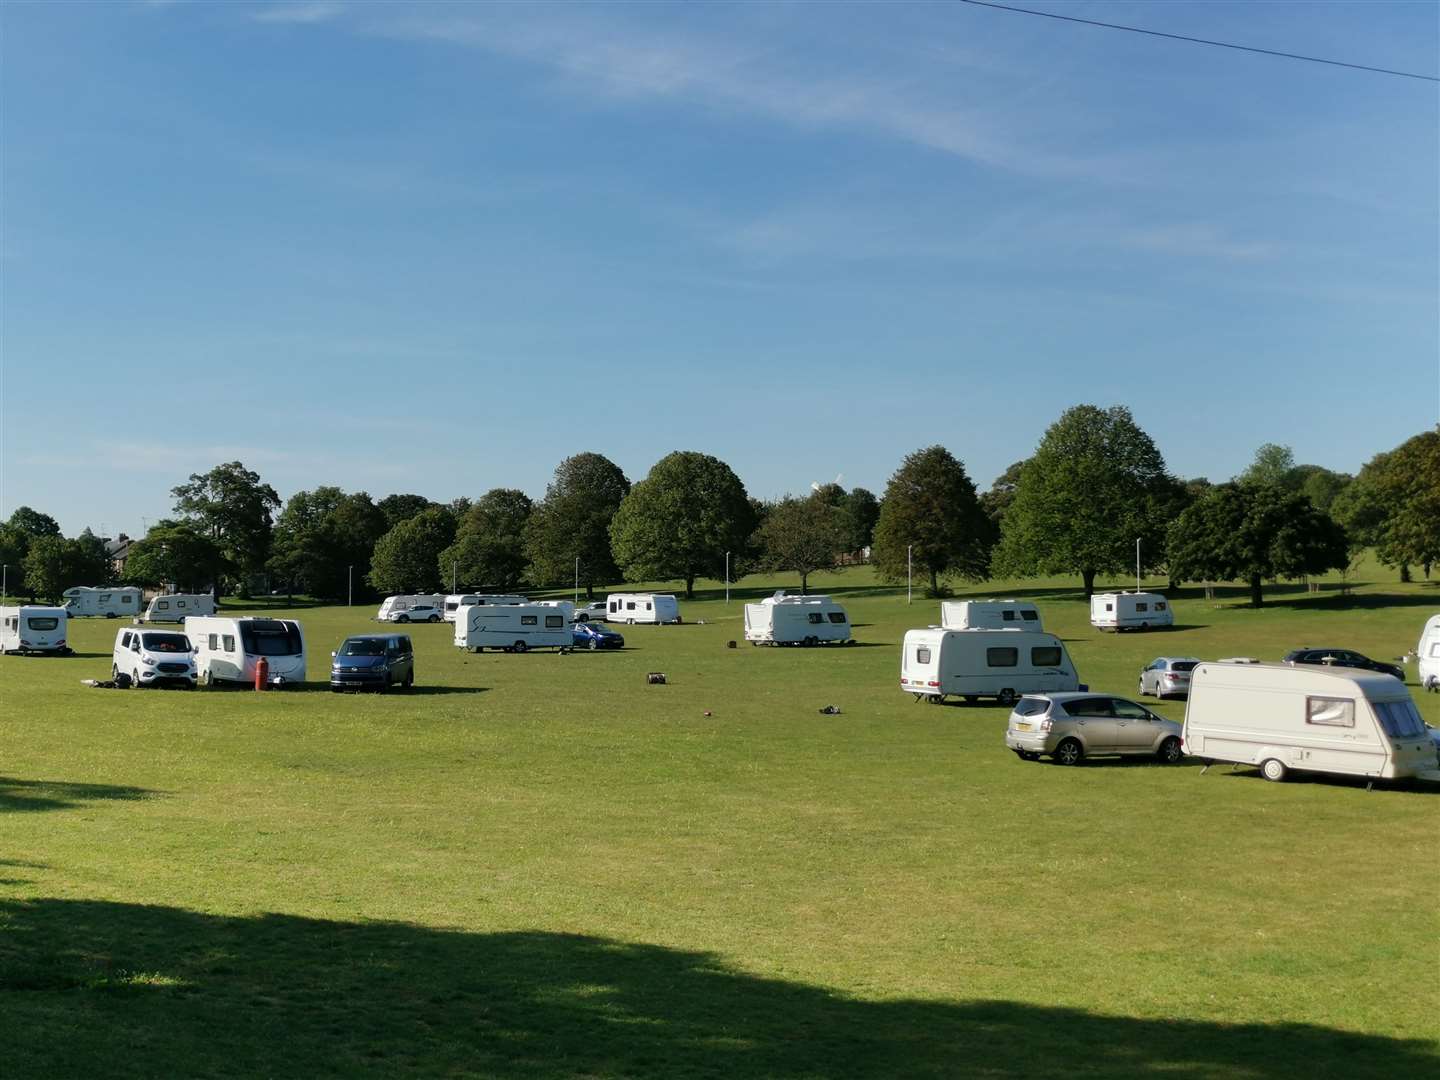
(1090, 592), (1173, 631)
(607, 593), (681, 625)
(376, 594), (446, 622)
(744, 593), (852, 646)
(453, 603), (572, 653)
(1417, 614), (1440, 692)
(62, 586), (143, 619)
(940, 600), (1042, 631)
(139, 593), (216, 624)
(1182, 661), (1439, 784)
(533, 600), (576, 623)
(112, 625), (197, 688)
(186, 616), (306, 687)
(900, 628), (1082, 705)
(442, 593), (527, 622)
(0, 606), (71, 655)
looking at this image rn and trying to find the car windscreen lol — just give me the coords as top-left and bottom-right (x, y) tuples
(1171, 661), (1198, 672)
(1013, 698), (1049, 717)
(340, 638), (387, 656)
(1375, 700), (1426, 740)
(240, 621), (303, 656)
(142, 633), (191, 653)
(25, 617), (59, 631)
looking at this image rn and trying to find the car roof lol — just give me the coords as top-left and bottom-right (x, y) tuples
(1024, 691), (1128, 702)
(1154, 656), (1201, 662)
(343, 633), (407, 642)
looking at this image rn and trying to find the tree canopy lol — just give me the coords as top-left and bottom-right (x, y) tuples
(367, 508), (457, 596)
(524, 453), (630, 598)
(870, 446), (993, 596)
(268, 488), (389, 600)
(754, 494), (850, 593)
(378, 494), (437, 531)
(20, 532), (110, 601)
(123, 522), (224, 593)
(171, 461), (280, 589)
(440, 490), (533, 592)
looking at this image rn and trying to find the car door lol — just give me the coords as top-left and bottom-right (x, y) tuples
(1141, 660), (1161, 695)
(1065, 697), (1118, 752)
(389, 636), (413, 681)
(1112, 697), (1161, 751)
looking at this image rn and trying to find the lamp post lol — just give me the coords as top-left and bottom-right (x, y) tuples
(907, 544), (913, 605)
(574, 556), (580, 604)
(1136, 538), (1142, 593)
(2, 564), (7, 603)
(725, 551), (731, 604)
(348, 565), (353, 607)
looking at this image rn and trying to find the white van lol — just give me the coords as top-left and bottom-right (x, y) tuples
(1182, 661), (1440, 784)
(1090, 592), (1173, 631)
(376, 594), (446, 622)
(900, 628), (1082, 705)
(453, 603), (572, 653)
(607, 593), (681, 625)
(0, 606), (70, 655)
(112, 625), (196, 688)
(140, 593), (216, 624)
(186, 616), (306, 687)
(442, 593), (527, 622)
(940, 600), (1042, 631)
(1417, 614), (1440, 692)
(63, 586), (143, 619)
(744, 593), (851, 645)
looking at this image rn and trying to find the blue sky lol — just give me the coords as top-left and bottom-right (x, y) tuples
(2, 0), (1436, 538)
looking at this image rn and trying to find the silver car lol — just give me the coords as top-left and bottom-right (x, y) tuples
(1138, 657), (1200, 698)
(1005, 692), (1185, 766)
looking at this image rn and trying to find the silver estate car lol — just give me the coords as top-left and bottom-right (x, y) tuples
(1005, 692), (1185, 766)
(1138, 657), (1200, 698)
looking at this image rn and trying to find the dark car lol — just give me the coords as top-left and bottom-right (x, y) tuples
(330, 633), (414, 691)
(1283, 648), (1404, 681)
(572, 622), (624, 650)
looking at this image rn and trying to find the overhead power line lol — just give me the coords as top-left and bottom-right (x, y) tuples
(958, 0), (1440, 83)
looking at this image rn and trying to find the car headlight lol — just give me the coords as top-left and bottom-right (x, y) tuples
(143, 657), (158, 666)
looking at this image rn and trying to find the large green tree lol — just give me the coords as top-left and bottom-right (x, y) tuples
(378, 494), (437, 530)
(1335, 429), (1440, 578)
(269, 488), (389, 600)
(20, 533), (109, 601)
(993, 405), (1175, 598)
(368, 508), (457, 595)
(0, 525), (29, 598)
(870, 446), (993, 596)
(980, 460), (1027, 527)
(7, 506), (61, 539)
(171, 461), (280, 589)
(440, 489), (533, 592)
(524, 453), (630, 598)
(609, 451), (755, 599)
(122, 522), (223, 593)
(754, 494), (850, 593)
(1167, 484), (1349, 606)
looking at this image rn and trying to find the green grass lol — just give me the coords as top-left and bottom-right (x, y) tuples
(2, 563), (1438, 1078)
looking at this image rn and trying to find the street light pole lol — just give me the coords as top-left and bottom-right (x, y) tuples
(725, 551), (731, 604)
(348, 565), (353, 607)
(575, 556), (580, 604)
(1136, 537), (1141, 593)
(907, 544), (913, 605)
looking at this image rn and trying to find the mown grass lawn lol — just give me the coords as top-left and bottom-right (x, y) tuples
(2, 563), (1437, 1078)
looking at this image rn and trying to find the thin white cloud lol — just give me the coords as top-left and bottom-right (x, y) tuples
(1122, 224), (1276, 262)
(251, 1), (344, 25)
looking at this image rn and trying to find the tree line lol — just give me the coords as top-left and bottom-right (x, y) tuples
(2, 409), (1435, 607)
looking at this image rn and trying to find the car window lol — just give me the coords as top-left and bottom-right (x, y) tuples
(1064, 698), (1115, 717)
(1111, 700), (1151, 720)
(1013, 698), (1049, 717)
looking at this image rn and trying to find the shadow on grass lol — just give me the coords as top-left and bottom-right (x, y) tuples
(0, 777), (158, 814)
(1207, 765), (1440, 794)
(0, 898), (1433, 1079)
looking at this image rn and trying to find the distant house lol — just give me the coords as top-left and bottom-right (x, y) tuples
(105, 534), (134, 578)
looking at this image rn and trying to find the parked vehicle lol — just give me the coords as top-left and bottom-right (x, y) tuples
(745, 592), (851, 645)
(940, 600), (1041, 631)
(139, 593), (216, 624)
(1139, 657), (1201, 698)
(0, 606), (70, 655)
(1005, 693), (1185, 766)
(900, 628), (1082, 705)
(62, 586), (142, 618)
(186, 616), (306, 687)
(533, 600), (576, 623)
(1282, 647), (1404, 681)
(376, 595), (445, 622)
(1181, 661), (1439, 784)
(453, 603), (572, 653)
(1419, 615), (1440, 692)
(112, 626), (196, 688)
(330, 633), (414, 692)
(383, 602), (443, 624)
(606, 593), (681, 625)
(441, 594), (527, 622)
(1090, 592), (1173, 631)
(574, 601), (608, 622)
(571, 622), (625, 650)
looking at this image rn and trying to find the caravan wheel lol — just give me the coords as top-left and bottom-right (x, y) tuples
(997, 688), (1017, 707)
(513, 641), (528, 654)
(1261, 758), (1288, 783)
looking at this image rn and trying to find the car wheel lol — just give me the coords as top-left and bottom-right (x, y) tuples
(576, 614), (588, 623)
(963, 695), (979, 704)
(397, 614), (410, 623)
(997, 688), (1016, 707)
(1138, 679), (1148, 697)
(133, 669), (143, 689)
(1053, 739), (1083, 766)
(627, 618), (635, 625)
(112, 664), (121, 682)
(1261, 757), (1288, 783)
(514, 641), (528, 654)
(1157, 736), (1183, 764)
(588, 639), (598, 651)
(428, 614), (440, 623)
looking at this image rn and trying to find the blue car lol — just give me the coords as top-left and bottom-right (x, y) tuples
(572, 622), (624, 650)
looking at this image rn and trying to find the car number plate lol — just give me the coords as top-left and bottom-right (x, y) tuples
(1015, 722), (1032, 731)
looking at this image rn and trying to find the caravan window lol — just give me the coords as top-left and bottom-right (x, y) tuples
(99, 594), (111, 602)
(986, 647), (1018, 668)
(1104, 603), (1113, 611)
(1031, 646), (1062, 667)
(1134, 602), (1149, 612)
(26, 616), (59, 631)
(626, 602), (636, 611)
(1002, 610), (1016, 621)
(1021, 610), (1038, 621)
(208, 634), (219, 650)
(1430, 643), (1440, 658)
(122, 595), (134, 604)
(827, 612), (847, 624)
(521, 615), (538, 626)
(239, 622), (302, 657)
(1305, 696), (1354, 728)
(223, 635), (235, 652)
(1155, 602), (1167, 611)
(1375, 700), (1425, 739)
(645, 603), (652, 611)
(156, 601), (170, 611)
(915, 646), (932, 665)
(807, 613), (824, 624)
(544, 615), (564, 628)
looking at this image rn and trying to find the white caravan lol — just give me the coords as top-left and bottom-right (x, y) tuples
(112, 625), (197, 689)
(62, 586), (142, 619)
(940, 600), (1042, 631)
(744, 593), (852, 645)
(453, 603), (571, 653)
(140, 593), (216, 624)
(1418, 614), (1440, 692)
(1090, 592), (1173, 631)
(0, 606), (70, 655)
(186, 616), (306, 687)
(900, 628), (1082, 705)
(376, 594), (446, 622)
(1182, 661), (1439, 784)
(442, 593), (527, 622)
(607, 593), (682, 625)
(533, 600), (576, 622)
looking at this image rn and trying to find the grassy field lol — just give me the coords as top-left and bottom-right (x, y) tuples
(2, 562), (1438, 1078)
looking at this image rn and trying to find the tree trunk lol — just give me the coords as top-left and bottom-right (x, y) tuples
(800, 571), (808, 595)
(930, 569), (939, 596)
(1400, 563), (1412, 583)
(685, 575), (695, 599)
(1081, 568), (1096, 600)
(585, 582), (595, 600)
(1250, 574), (1264, 607)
